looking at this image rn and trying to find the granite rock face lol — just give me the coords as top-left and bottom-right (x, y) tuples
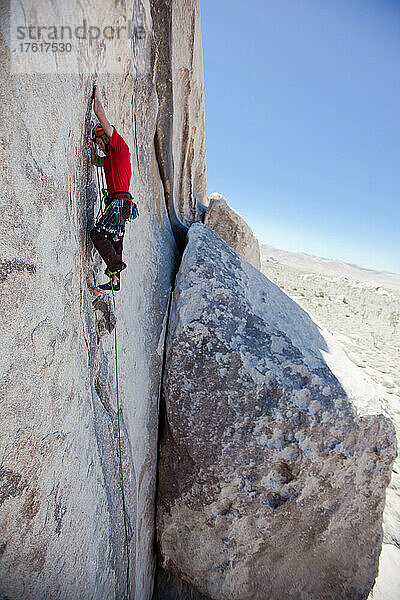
(0, 1), (206, 599)
(172, 0), (208, 225)
(156, 223), (396, 600)
(203, 193), (261, 269)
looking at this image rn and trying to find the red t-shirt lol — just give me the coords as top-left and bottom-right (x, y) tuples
(104, 128), (132, 196)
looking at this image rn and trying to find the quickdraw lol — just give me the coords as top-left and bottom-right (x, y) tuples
(95, 192), (139, 242)
(95, 195), (125, 239)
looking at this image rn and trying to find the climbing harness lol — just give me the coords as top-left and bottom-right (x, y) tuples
(92, 145), (139, 242)
(95, 192), (138, 242)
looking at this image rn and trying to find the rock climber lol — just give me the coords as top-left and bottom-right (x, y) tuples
(88, 85), (134, 292)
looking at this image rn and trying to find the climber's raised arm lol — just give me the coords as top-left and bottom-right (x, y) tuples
(89, 85), (135, 293)
(92, 85), (113, 139)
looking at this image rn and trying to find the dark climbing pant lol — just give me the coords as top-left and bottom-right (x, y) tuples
(90, 199), (132, 273)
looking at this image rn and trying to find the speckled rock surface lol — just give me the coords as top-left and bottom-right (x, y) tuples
(156, 223), (396, 600)
(203, 193), (261, 269)
(0, 1), (206, 599)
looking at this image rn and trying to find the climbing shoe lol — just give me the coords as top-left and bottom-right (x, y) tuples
(98, 280), (120, 292)
(104, 262), (126, 277)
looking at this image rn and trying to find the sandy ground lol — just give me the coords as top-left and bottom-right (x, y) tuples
(261, 245), (400, 599)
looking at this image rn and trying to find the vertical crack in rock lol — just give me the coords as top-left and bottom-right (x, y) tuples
(82, 289), (132, 600)
(82, 280), (138, 599)
(79, 93), (132, 598)
(175, 10), (200, 226)
(150, 0), (188, 251)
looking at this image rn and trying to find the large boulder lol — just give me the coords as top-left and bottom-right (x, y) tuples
(203, 193), (261, 269)
(156, 223), (396, 600)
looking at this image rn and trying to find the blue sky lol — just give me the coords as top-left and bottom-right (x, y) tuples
(200, 0), (400, 273)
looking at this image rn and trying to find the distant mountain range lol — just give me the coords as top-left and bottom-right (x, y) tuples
(260, 244), (400, 292)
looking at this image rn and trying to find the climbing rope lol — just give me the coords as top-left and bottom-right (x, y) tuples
(94, 164), (104, 221)
(100, 161), (107, 199)
(110, 279), (133, 600)
(90, 117), (133, 598)
(94, 162), (108, 223)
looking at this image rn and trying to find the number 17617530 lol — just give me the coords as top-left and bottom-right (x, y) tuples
(19, 42), (72, 52)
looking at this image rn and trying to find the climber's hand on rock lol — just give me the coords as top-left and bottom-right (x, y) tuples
(92, 86), (113, 139)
